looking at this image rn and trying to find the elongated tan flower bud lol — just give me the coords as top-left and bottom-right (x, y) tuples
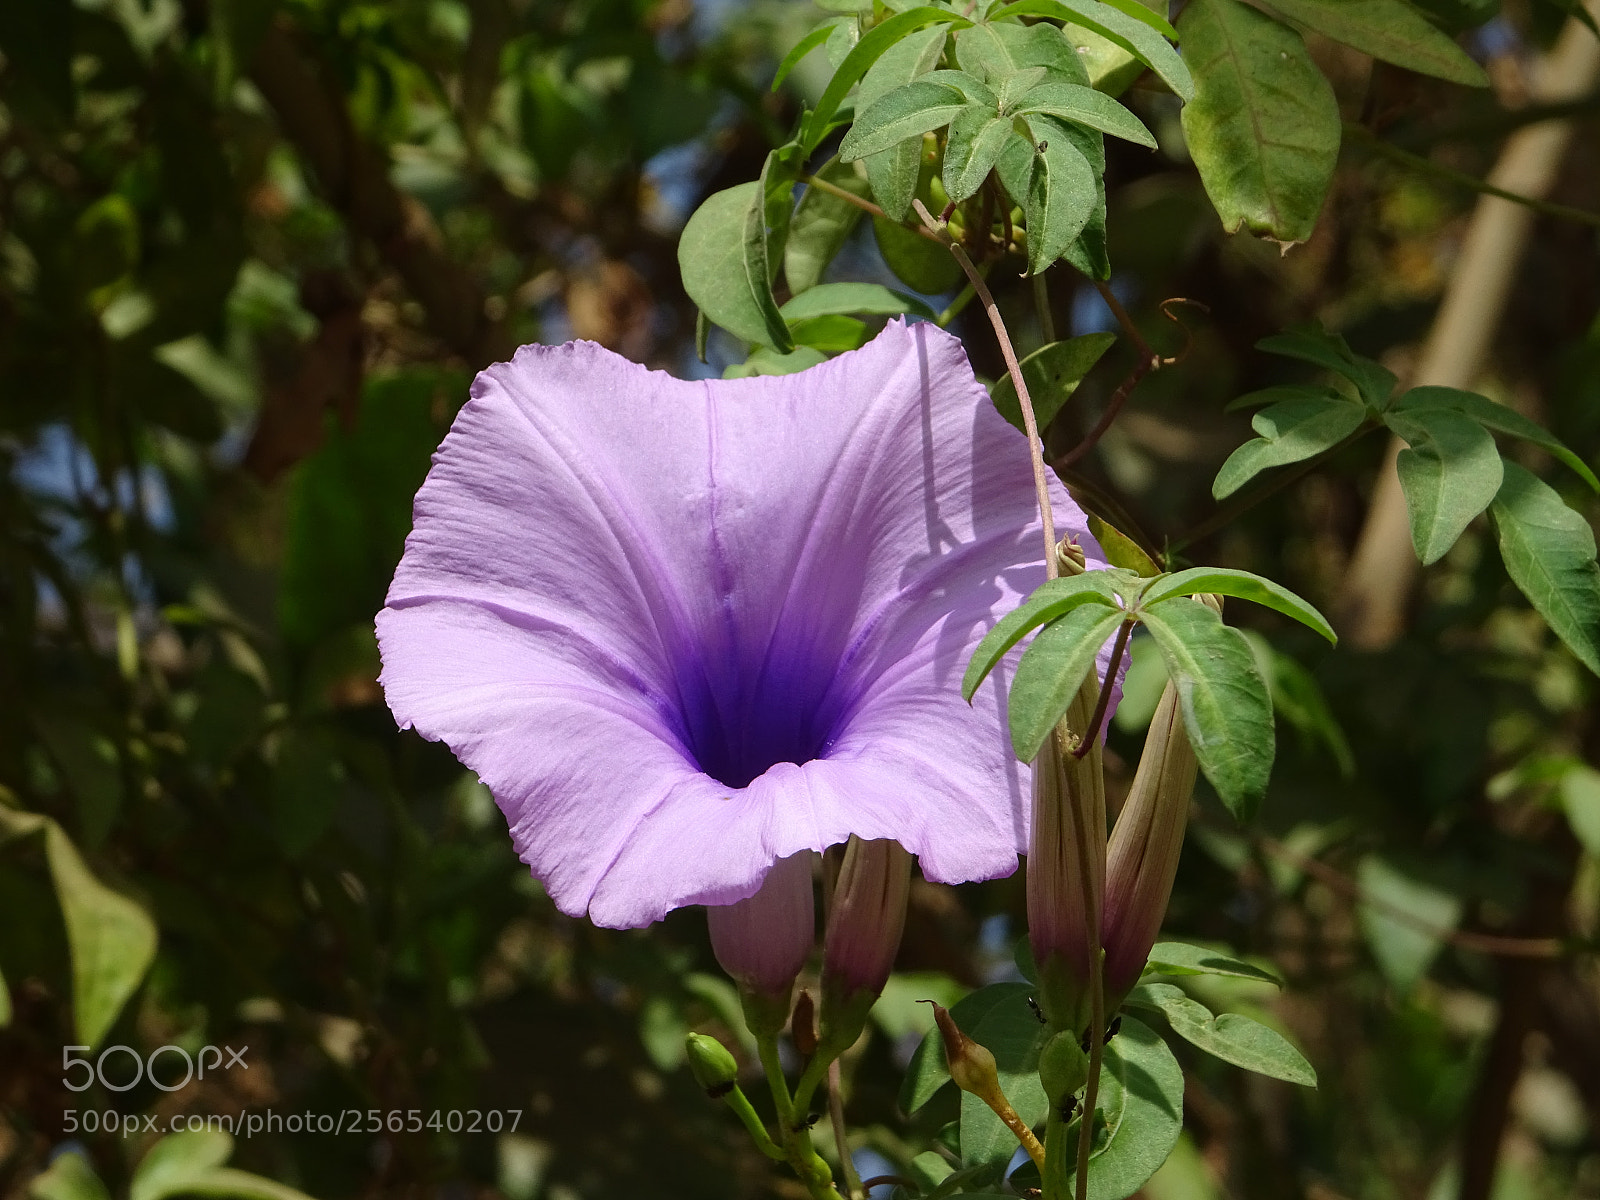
(1101, 677), (1199, 1003)
(1027, 678), (1106, 1035)
(818, 837), (912, 1045)
(708, 851), (815, 1031)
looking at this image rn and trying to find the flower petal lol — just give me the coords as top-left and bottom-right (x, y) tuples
(379, 321), (1107, 927)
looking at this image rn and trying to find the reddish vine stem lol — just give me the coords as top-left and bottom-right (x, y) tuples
(1072, 619), (1133, 758)
(1059, 296), (1207, 469)
(914, 199), (1058, 577)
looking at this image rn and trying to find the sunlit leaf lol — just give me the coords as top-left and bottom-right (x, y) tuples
(1257, 0), (1488, 86)
(1009, 605), (1129, 759)
(1255, 327), (1397, 409)
(679, 182), (793, 349)
(1138, 598), (1275, 819)
(1213, 395), (1368, 499)
(1142, 567), (1337, 643)
(1126, 983), (1316, 1085)
(989, 335), (1116, 437)
(964, 572), (1126, 700)
(1012, 79), (1156, 148)
(1178, 0), (1339, 245)
(1144, 941), (1284, 985)
(991, 0), (1194, 100)
(857, 25), (949, 220)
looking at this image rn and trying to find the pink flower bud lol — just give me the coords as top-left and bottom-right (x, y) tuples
(1026, 696), (1106, 1032)
(1102, 682), (1198, 1001)
(821, 837), (912, 1000)
(707, 851), (815, 1001)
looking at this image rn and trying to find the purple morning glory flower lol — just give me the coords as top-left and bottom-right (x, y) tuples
(376, 320), (1103, 929)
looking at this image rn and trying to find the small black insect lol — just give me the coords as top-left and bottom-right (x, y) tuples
(1058, 1096), (1079, 1123)
(793, 1112), (822, 1132)
(1036, 139), (1048, 153)
(706, 1082), (735, 1101)
(1026, 995), (1046, 1025)
(1103, 1016), (1123, 1044)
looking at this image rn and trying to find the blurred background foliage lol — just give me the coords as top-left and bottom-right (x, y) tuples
(1, 1), (1598, 1199)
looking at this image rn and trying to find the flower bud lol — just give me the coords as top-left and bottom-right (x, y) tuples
(822, 837), (913, 999)
(1101, 679), (1198, 1003)
(684, 1032), (739, 1097)
(929, 1001), (999, 1098)
(707, 851), (815, 1022)
(1026, 682), (1106, 1034)
(1038, 1030), (1089, 1107)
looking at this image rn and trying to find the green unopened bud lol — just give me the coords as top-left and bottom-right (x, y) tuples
(685, 1033), (739, 1098)
(1056, 538), (1088, 577)
(928, 1001), (1000, 1098)
(1038, 1031), (1090, 1106)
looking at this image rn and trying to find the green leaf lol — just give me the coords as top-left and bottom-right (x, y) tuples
(159, 1171), (318, 1200)
(1255, 327), (1397, 408)
(1212, 397), (1368, 500)
(1224, 383), (1347, 412)
(1396, 386), (1600, 493)
(1356, 857), (1460, 991)
(803, 7), (973, 153)
(28, 1154), (110, 1200)
(960, 991), (1051, 1169)
(1077, 1017), (1185, 1200)
(1097, 0), (1180, 39)
(1559, 765), (1600, 857)
(1256, 0), (1488, 86)
(1126, 983), (1316, 1085)
(873, 216), (965, 292)
(991, 0), (1195, 100)
(785, 156), (871, 294)
(963, 572), (1126, 700)
(1142, 567), (1337, 643)
(1145, 941), (1284, 985)
(943, 109), (1017, 203)
(1016, 117), (1099, 274)
(132, 1132), (235, 1200)
(1012, 79), (1156, 148)
(957, 18), (1091, 86)
(840, 82), (971, 162)
(858, 25), (950, 220)
(772, 22), (835, 91)
(1138, 598), (1275, 819)
(29, 821), (158, 1048)
(900, 982), (1035, 1114)
(789, 315), (868, 352)
(1385, 408), (1503, 565)
(1086, 512), (1162, 577)
(1177, 0), (1340, 245)
(1490, 461), (1600, 676)
(989, 335), (1116, 441)
(723, 345), (829, 378)
(1009, 606), (1129, 759)
(679, 182), (794, 349)
(780, 281), (935, 321)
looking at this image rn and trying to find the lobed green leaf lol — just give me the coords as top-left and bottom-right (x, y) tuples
(1126, 983), (1317, 1085)
(1396, 385), (1600, 493)
(1139, 597), (1276, 819)
(1011, 78), (1156, 147)
(857, 24), (949, 220)
(1490, 462), (1600, 677)
(962, 572), (1124, 701)
(989, 333), (1117, 435)
(802, 7), (973, 154)
(1212, 395), (1368, 499)
(1256, 326), (1397, 409)
(838, 78), (970, 160)
(1177, 0), (1339, 246)
(1008, 605), (1129, 760)
(1142, 566), (1337, 643)
(1257, 0), (1488, 86)
(1145, 941), (1284, 985)
(992, 0), (1195, 100)
(1385, 408), (1503, 565)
